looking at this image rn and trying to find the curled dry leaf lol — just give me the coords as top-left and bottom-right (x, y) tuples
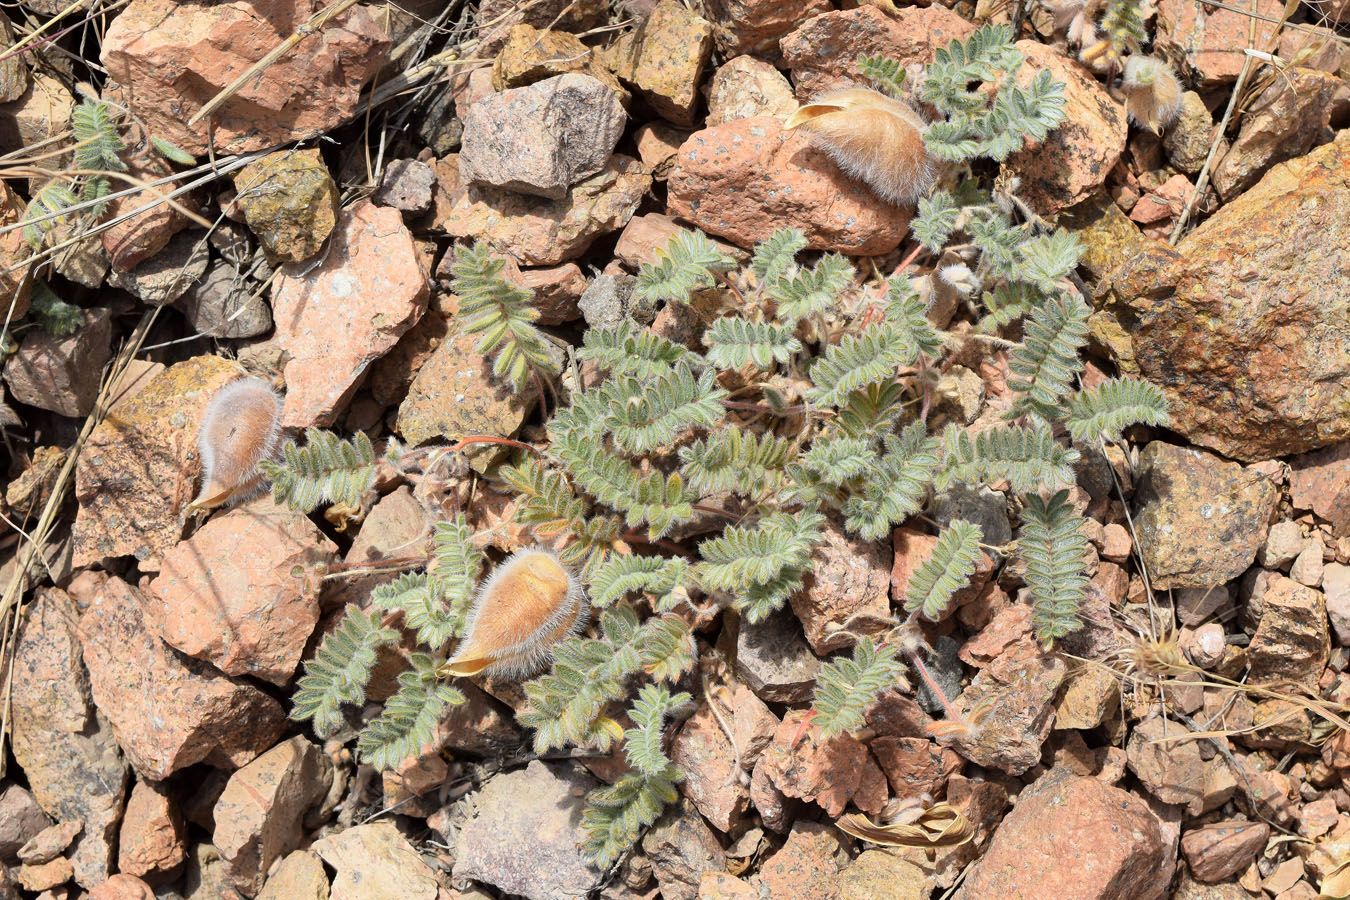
(835, 802), (976, 858)
(1319, 856), (1350, 899)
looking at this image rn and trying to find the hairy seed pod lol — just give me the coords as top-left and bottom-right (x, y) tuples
(785, 88), (938, 206)
(443, 548), (587, 679)
(1121, 55), (1184, 135)
(189, 376), (283, 512)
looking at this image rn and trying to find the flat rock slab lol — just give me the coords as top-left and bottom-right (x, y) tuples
(313, 821), (439, 900)
(1096, 130), (1350, 462)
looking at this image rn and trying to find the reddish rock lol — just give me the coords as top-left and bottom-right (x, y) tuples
(101, 0), (389, 156)
(760, 710), (886, 817)
(1247, 574), (1330, 685)
(790, 520), (892, 654)
(256, 851), (327, 900)
(604, 0), (713, 126)
(1156, 0), (1283, 86)
(3, 307), (111, 417)
(634, 123), (687, 178)
(147, 499), (334, 684)
(16, 821), (80, 865)
(0, 785), (50, 861)
(612, 214), (741, 270)
(752, 821), (846, 900)
(704, 54), (797, 127)
(8, 588), (127, 888)
(442, 154), (650, 265)
(946, 640), (1065, 775)
(956, 770), (1165, 900)
(98, 156), (191, 272)
(671, 689), (778, 832)
(77, 572), (286, 780)
(780, 5), (976, 97)
(870, 737), (961, 800)
(89, 874), (156, 900)
(325, 486), (433, 609)
(1005, 41), (1127, 216)
(931, 774), (1010, 888)
(1126, 715), (1233, 815)
(1290, 442), (1350, 534)
(510, 263), (586, 325)
(1181, 821), (1268, 883)
(667, 117), (911, 254)
(0, 182), (33, 318)
(749, 756), (793, 833)
(118, 781), (186, 880)
(957, 603), (1033, 667)
(705, 0), (830, 59)
(72, 355), (240, 569)
(16, 857), (72, 891)
(641, 800), (725, 900)
(214, 737), (332, 896)
(272, 200), (427, 426)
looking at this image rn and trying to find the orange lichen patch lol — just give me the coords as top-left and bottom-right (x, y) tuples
(189, 376), (283, 513)
(444, 549), (587, 679)
(785, 88), (937, 206)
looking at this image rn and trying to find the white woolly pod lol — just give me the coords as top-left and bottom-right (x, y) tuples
(1121, 55), (1184, 135)
(443, 548), (587, 679)
(785, 88), (938, 206)
(189, 375), (283, 513)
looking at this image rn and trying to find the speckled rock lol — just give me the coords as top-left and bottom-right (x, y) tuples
(3, 307), (111, 417)
(1005, 41), (1127, 215)
(1156, 0), (1283, 86)
(314, 821), (437, 900)
(452, 761), (602, 900)
(175, 262), (274, 338)
(671, 688), (777, 832)
(1059, 191), (1147, 282)
(667, 116), (912, 253)
(460, 74), (626, 200)
(789, 520), (892, 654)
(215, 737), (332, 896)
(752, 821), (846, 900)
(604, 0), (712, 126)
(491, 24), (597, 90)
(1247, 573), (1330, 685)
(1126, 715), (1234, 815)
(1131, 442), (1276, 589)
(641, 800), (725, 900)
(1097, 131), (1350, 461)
(705, 55), (797, 126)
(257, 851), (328, 900)
(1165, 91), (1216, 175)
(231, 149), (338, 263)
(106, 229), (209, 305)
(146, 499), (334, 684)
(705, 0), (831, 59)
(373, 158), (435, 216)
(947, 640), (1065, 775)
(272, 200), (428, 427)
(71, 355), (239, 568)
(17, 820), (80, 865)
(99, 155), (191, 272)
(781, 5), (976, 97)
(8, 588), (127, 888)
(77, 571), (286, 780)
(1213, 68), (1350, 200)
(442, 154), (650, 265)
(955, 770), (1165, 900)
(736, 607), (822, 703)
(101, 0), (389, 156)
(1181, 820), (1269, 883)
(117, 781), (186, 881)
(760, 710), (887, 816)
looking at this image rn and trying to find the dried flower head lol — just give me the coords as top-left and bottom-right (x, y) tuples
(785, 88), (938, 206)
(189, 376), (283, 513)
(1121, 55), (1184, 135)
(443, 548), (587, 679)
(938, 263), (980, 295)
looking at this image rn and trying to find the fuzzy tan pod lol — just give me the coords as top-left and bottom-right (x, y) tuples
(190, 375), (283, 512)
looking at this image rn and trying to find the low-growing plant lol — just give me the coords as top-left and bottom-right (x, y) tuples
(261, 25), (1168, 869)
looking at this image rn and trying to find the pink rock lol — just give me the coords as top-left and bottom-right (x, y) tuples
(753, 821), (846, 899)
(1156, 0), (1284, 86)
(705, 55), (798, 126)
(955, 770), (1165, 900)
(117, 781), (186, 880)
(1101, 522), (1132, 563)
(760, 710), (885, 817)
(1126, 715), (1233, 815)
(77, 572), (286, 781)
(146, 499), (335, 685)
(511, 263), (587, 325)
(2, 307), (110, 417)
(613, 213), (740, 270)
(705, 0), (831, 59)
(932, 774), (1009, 888)
(789, 519), (892, 654)
(15, 821), (80, 865)
(272, 200), (429, 427)
(946, 640), (1064, 775)
(634, 123), (688, 179)
(957, 603), (1033, 667)
(1247, 573), (1330, 685)
(780, 5), (975, 98)
(670, 688), (778, 832)
(99, 156), (191, 271)
(869, 736), (961, 800)
(1290, 442), (1350, 534)
(667, 117), (911, 254)
(1005, 41), (1126, 216)
(100, 0), (389, 156)
(324, 486), (433, 609)
(214, 736), (332, 896)
(749, 755), (793, 833)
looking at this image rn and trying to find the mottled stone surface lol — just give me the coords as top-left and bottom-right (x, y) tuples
(605, 0), (713, 126)
(232, 149), (338, 263)
(705, 0), (831, 59)
(1156, 0), (1283, 86)
(789, 520), (891, 654)
(1247, 574), (1330, 685)
(3, 307), (111, 417)
(118, 781), (186, 880)
(1095, 131), (1350, 461)
(947, 641), (1065, 775)
(314, 821), (438, 900)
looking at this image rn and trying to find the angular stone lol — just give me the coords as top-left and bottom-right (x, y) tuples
(1095, 131), (1350, 462)
(452, 761), (603, 900)
(373, 158), (435, 216)
(16, 820), (80, 865)
(146, 500), (333, 684)
(1247, 574), (1330, 685)
(78, 572), (286, 780)
(16, 857), (71, 891)
(72, 355), (240, 568)
(1156, 0), (1283, 86)
(705, 0), (831, 59)
(0, 785), (50, 861)
(1132, 442), (1276, 589)
(272, 200), (428, 427)
(667, 117), (911, 254)
(3, 307), (111, 417)
(231, 149), (338, 263)
(1324, 563), (1350, 644)
(99, 155), (191, 272)
(1261, 520), (1305, 570)
(1126, 715), (1232, 815)
(1290, 442), (1350, 534)
(760, 711), (886, 817)
(838, 849), (929, 900)
(612, 213), (740, 270)
(510, 262), (586, 325)
(491, 24), (606, 91)
(956, 770), (1165, 900)
(634, 122), (687, 179)
(1181, 821), (1268, 884)
(870, 736), (960, 800)
(215, 736), (332, 896)
(89, 874), (157, 900)
(641, 800), (724, 900)
(105, 229), (209, 306)
(175, 262), (274, 338)
(606, 0), (712, 126)
(0, 69), (71, 160)
(736, 607), (820, 704)
(257, 851), (328, 900)
(789, 520), (891, 655)
(1213, 68), (1350, 200)
(460, 74), (625, 200)
(443, 153), (650, 265)
(1165, 91), (1216, 175)
(947, 641), (1065, 775)
(314, 821), (437, 900)
(8, 588), (127, 888)
(752, 821), (845, 900)
(671, 689), (776, 832)
(781, 5), (976, 97)
(117, 780), (186, 881)
(1005, 41), (1127, 215)
(706, 55), (796, 127)
(101, 0), (390, 156)
(0, 182), (32, 317)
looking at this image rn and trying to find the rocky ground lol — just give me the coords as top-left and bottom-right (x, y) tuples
(0, 0), (1349, 898)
